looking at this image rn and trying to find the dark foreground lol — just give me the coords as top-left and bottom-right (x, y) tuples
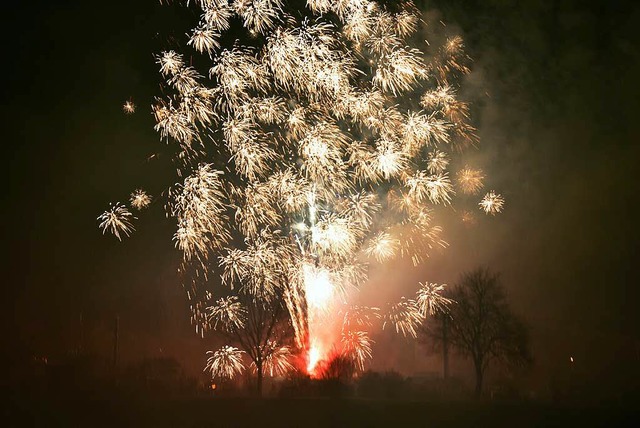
(3, 396), (638, 428)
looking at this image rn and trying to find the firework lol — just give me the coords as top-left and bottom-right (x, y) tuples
(364, 231), (400, 263)
(457, 167), (485, 195)
(97, 203), (135, 241)
(207, 296), (247, 331)
(405, 170), (455, 205)
(383, 298), (423, 338)
(416, 282), (453, 316)
(479, 191), (505, 215)
(188, 27), (220, 55)
(130, 189), (151, 210)
(102, 0), (503, 379)
(157, 50), (183, 76)
(255, 341), (295, 377)
(171, 164), (229, 262)
(205, 346), (245, 380)
(341, 330), (373, 371)
(123, 99), (135, 114)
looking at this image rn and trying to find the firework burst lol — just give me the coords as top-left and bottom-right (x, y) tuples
(130, 189), (152, 210)
(457, 167), (485, 195)
(101, 0), (504, 380)
(207, 296), (247, 331)
(97, 203), (135, 241)
(205, 346), (245, 380)
(383, 298), (423, 338)
(254, 341), (295, 377)
(341, 330), (373, 371)
(416, 282), (453, 316)
(123, 99), (136, 114)
(479, 191), (505, 215)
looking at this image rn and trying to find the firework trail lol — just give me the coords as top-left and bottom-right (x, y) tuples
(100, 0), (503, 379)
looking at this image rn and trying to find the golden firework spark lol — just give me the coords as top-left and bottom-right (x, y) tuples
(383, 298), (423, 338)
(97, 203), (135, 241)
(341, 330), (373, 371)
(129, 189), (151, 210)
(253, 341), (295, 377)
(342, 305), (381, 331)
(479, 190), (505, 215)
(204, 346), (245, 380)
(207, 296), (247, 331)
(364, 231), (400, 263)
(457, 167), (485, 195)
(123, 99), (136, 114)
(416, 282), (453, 316)
(426, 150), (449, 173)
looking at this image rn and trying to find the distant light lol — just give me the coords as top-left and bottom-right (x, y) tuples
(570, 356), (574, 363)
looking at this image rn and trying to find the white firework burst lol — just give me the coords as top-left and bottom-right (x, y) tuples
(479, 191), (505, 215)
(130, 189), (152, 210)
(97, 203), (136, 241)
(205, 346), (245, 380)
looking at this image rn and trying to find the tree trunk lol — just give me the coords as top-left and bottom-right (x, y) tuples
(474, 360), (484, 398)
(256, 360), (263, 397)
(442, 316), (449, 380)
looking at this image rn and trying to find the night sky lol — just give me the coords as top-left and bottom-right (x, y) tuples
(4, 0), (640, 395)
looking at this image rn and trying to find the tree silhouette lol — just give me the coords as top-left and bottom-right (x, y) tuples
(205, 291), (294, 397)
(447, 267), (531, 396)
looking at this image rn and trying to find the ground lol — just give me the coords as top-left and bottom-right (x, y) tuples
(4, 396), (638, 427)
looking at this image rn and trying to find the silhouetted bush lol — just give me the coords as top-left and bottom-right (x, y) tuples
(356, 370), (408, 399)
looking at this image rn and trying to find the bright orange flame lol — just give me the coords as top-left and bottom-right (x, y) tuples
(307, 344), (322, 376)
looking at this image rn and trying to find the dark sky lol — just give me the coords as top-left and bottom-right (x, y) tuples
(4, 0), (640, 393)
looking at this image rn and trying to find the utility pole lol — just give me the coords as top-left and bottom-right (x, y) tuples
(78, 312), (84, 355)
(113, 315), (119, 368)
(442, 314), (450, 380)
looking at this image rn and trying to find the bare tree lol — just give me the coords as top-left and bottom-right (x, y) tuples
(447, 267), (531, 396)
(206, 292), (294, 396)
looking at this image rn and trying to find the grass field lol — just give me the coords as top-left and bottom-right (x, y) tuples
(4, 395), (638, 427)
